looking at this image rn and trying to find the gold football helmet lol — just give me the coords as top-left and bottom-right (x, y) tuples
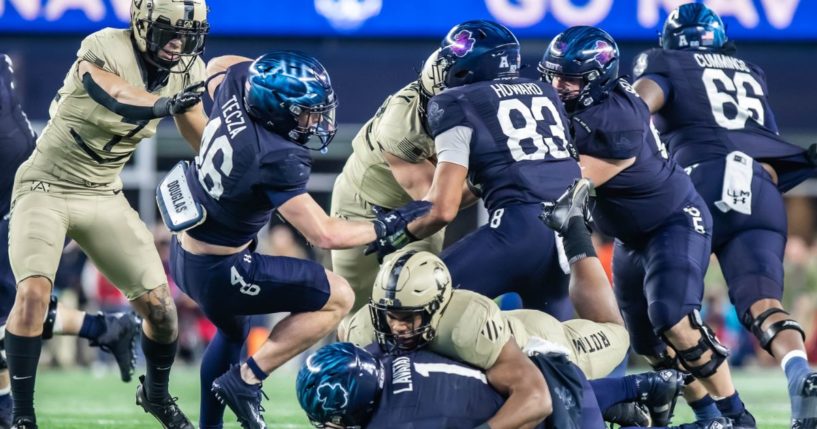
(130, 0), (209, 72)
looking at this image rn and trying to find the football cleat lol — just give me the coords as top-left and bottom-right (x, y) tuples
(633, 369), (686, 426)
(9, 417), (36, 429)
(726, 409), (757, 429)
(540, 178), (594, 234)
(211, 365), (268, 429)
(90, 312), (140, 382)
(135, 375), (193, 429)
(671, 417), (733, 429)
(791, 372), (817, 429)
(603, 401), (650, 427)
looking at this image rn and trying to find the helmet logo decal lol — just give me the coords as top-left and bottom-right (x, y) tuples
(449, 30), (476, 58)
(317, 382), (349, 411)
(590, 40), (615, 67)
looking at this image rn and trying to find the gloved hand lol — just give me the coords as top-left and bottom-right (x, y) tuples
(365, 201), (432, 261)
(153, 81), (206, 117)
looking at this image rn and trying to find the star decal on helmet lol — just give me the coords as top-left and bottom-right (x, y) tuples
(448, 30), (476, 58)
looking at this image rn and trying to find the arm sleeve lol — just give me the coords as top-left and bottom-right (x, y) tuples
(77, 32), (118, 75)
(426, 92), (469, 138)
(435, 125), (472, 168)
(260, 150), (311, 207)
(449, 295), (511, 370)
(376, 93), (433, 163)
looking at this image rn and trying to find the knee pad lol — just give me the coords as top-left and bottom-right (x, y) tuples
(741, 307), (805, 356)
(41, 295), (58, 340)
(663, 310), (729, 379)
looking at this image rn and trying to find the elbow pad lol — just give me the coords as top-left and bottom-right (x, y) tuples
(82, 72), (162, 120)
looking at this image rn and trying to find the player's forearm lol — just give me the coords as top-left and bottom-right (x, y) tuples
(406, 204), (454, 239)
(309, 217), (377, 250)
(486, 388), (551, 429)
(174, 104), (207, 152)
(79, 63), (159, 110)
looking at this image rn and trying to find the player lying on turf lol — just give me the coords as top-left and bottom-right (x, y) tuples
(296, 342), (733, 429)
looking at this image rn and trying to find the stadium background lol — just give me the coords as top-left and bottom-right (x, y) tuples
(1, 0), (816, 427)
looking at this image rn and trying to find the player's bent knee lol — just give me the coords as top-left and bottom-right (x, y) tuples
(14, 276), (53, 312)
(137, 285), (179, 339)
(661, 310), (729, 379)
(325, 271), (354, 317)
(741, 305), (805, 356)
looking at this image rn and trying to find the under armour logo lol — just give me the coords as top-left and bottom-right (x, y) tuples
(244, 254), (252, 264)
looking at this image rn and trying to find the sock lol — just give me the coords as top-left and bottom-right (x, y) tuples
(245, 357), (268, 382)
(715, 392), (746, 417)
(5, 332), (42, 420)
(141, 330), (178, 404)
(78, 313), (106, 341)
(200, 331), (243, 429)
(689, 395), (721, 421)
(562, 217), (597, 263)
(783, 350), (815, 418)
(588, 376), (638, 412)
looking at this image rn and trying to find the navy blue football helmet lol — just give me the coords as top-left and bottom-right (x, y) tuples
(244, 51), (338, 151)
(424, 20), (520, 94)
(539, 26), (620, 111)
(296, 343), (383, 428)
(661, 3), (727, 51)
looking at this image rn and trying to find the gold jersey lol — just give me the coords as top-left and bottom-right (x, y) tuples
(33, 28), (205, 185)
(343, 289), (629, 378)
(340, 81), (435, 209)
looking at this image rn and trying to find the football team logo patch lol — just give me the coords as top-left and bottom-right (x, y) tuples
(448, 30), (476, 57)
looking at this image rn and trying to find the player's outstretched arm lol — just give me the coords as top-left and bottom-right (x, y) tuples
(633, 77), (666, 114)
(279, 194), (430, 251)
(483, 341), (552, 429)
(407, 161), (466, 239)
(174, 102), (207, 152)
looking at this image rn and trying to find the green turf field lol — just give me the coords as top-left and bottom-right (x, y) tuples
(36, 365), (792, 428)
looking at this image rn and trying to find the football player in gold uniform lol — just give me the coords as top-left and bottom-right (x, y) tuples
(5, 0), (208, 427)
(331, 49), (479, 311)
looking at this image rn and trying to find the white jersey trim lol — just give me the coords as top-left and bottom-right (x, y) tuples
(435, 125), (472, 169)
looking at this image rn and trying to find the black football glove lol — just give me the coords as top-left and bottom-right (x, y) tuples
(153, 81), (206, 117)
(364, 201), (432, 261)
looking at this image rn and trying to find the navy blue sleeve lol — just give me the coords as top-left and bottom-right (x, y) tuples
(633, 49), (671, 79)
(572, 115), (642, 160)
(259, 149), (311, 207)
(426, 92), (468, 138)
(639, 73), (672, 102)
(0, 55), (16, 116)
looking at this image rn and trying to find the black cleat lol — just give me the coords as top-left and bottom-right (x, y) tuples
(792, 372), (817, 429)
(211, 365), (268, 429)
(633, 369), (685, 426)
(671, 417), (733, 429)
(9, 417), (36, 429)
(540, 178), (594, 234)
(726, 409), (757, 429)
(603, 401), (651, 427)
(135, 375), (193, 429)
(90, 312), (140, 382)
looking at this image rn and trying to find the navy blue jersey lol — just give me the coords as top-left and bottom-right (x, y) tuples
(572, 81), (695, 243)
(0, 54), (36, 217)
(634, 48), (814, 191)
(186, 62), (311, 246)
(368, 349), (510, 429)
(427, 78), (581, 212)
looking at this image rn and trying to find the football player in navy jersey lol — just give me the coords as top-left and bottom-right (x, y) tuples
(632, 4), (817, 427)
(393, 20), (622, 325)
(540, 26), (755, 428)
(295, 342), (730, 429)
(160, 51), (430, 429)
